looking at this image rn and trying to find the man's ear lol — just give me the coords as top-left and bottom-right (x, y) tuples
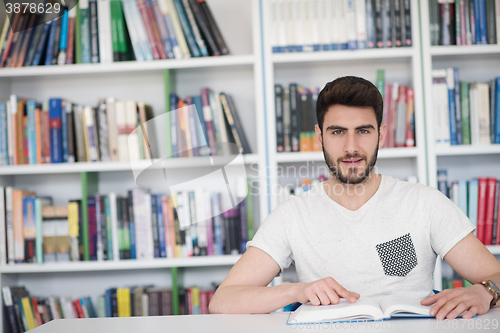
(378, 124), (387, 148)
(315, 124), (322, 147)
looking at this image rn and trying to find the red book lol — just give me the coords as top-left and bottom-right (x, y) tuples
(199, 290), (209, 314)
(405, 88), (415, 147)
(484, 178), (497, 245)
(66, 12), (76, 64)
(477, 178), (488, 243)
(31, 297), (43, 326)
(496, 180), (500, 245)
(72, 299), (85, 318)
(42, 109), (51, 163)
(200, 88), (218, 156)
(23, 115), (28, 164)
(187, 288), (193, 315)
(136, 0), (162, 59)
(453, 280), (463, 288)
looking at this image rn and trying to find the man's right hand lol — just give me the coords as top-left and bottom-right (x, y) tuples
(295, 277), (360, 306)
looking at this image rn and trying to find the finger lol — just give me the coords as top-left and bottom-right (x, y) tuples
(329, 282), (357, 302)
(305, 291), (321, 306)
(421, 294), (439, 305)
(435, 297), (462, 321)
(446, 301), (469, 320)
(461, 306), (478, 320)
(430, 295), (450, 318)
(315, 290), (332, 306)
(323, 287), (340, 305)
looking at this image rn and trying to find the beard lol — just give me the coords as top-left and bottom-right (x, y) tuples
(322, 140), (379, 185)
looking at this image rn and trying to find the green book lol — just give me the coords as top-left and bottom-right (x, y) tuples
(35, 198), (43, 264)
(460, 81), (471, 145)
(463, 279), (473, 287)
(115, 0), (129, 60)
(376, 69), (385, 97)
(80, 0), (91, 64)
(110, 0), (120, 61)
(75, 1), (82, 64)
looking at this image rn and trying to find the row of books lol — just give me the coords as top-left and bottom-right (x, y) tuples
(429, 0), (500, 46)
(0, 89), (250, 167)
(0, 95), (156, 166)
(0, 182), (255, 264)
(270, 0), (412, 53)
(0, 0), (229, 68)
(432, 70), (500, 146)
(274, 72), (415, 152)
(437, 171), (500, 245)
(441, 277), (473, 290)
(2, 284), (215, 332)
(168, 89), (251, 158)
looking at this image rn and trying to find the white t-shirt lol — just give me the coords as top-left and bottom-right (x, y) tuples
(247, 175), (476, 301)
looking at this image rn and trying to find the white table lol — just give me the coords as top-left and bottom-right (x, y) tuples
(31, 307), (500, 333)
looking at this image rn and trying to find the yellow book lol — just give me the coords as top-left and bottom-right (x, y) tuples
(81, 106), (91, 162)
(67, 202), (79, 261)
(21, 297), (36, 330)
(117, 288), (131, 317)
(191, 287), (200, 307)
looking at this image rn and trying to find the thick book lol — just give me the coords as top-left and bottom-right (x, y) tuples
(287, 295), (443, 324)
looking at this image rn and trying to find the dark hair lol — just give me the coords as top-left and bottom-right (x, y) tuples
(316, 76), (383, 132)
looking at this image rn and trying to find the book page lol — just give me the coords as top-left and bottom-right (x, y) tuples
(379, 295), (432, 318)
(287, 298), (385, 324)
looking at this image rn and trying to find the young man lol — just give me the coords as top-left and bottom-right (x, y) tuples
(209, 76), (500, 320)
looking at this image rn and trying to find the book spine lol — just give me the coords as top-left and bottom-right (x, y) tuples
(454, 68), (462, 145)
(477, 177), (488, 243)
(27, 101), (36, 165)
(495, 77), (500, 144)
(0, 102), (6, 165)
(0, 187), (6, 265)
(461, 81), (471, 145)
(402, 0), (411, 45)
(478, 0), (488, 43)
(145, 0), (168, 59)
(198, 0), (228, 54)
(87, 196), (98, 261)
(57, 9), (69, 65)
(405, 88), (415, 147)
(151, 0), (174, 58)
(81, 0), (92, 63)
(61, 101), (69, 163)
(49, 98), (63, 163)
(446, 68), (458, 145)
(275, 84), (284, 153)
(188, 0), (218, 55)
(136, 0), (162, 59)
(484, 178), (497, 245)
(289, 83), (300, 152)
(89, 0), (101, 63)
(182, 0), (208, 56)
(492, 180), (499, 245)
(31, 22), (51, 66)
(490, 79), (496, 143)
(172, 0), (200, 57)
(66, 7), (77, 64)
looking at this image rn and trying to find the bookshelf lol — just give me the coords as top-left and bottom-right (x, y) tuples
(419, 0), (500, 291)
(0, 0), (499, 328)
(0, 0), (268, 328)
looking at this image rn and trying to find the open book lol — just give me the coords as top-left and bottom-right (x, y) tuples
(287, 295), (435, 324)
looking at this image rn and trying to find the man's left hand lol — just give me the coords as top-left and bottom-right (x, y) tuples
(421, 285), (493, 320)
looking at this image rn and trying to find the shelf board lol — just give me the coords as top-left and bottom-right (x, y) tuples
(430, 45), (500, 57)
(435, 145), (500, 156)
(0, 255), (241, 273)
(272, 47), (415, 64)
(0, 154), (260, 175)
(0, 55), (255, 78)
(275, 147), (418, 163)
(486, 246), (500, 255)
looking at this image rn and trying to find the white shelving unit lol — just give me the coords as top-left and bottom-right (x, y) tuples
(419, 0), (500, 291)
(262, 0), (427, 213)
(0, 0), (268, 329)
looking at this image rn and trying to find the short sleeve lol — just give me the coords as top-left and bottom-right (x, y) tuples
(246, 202), (294, 276)
(427, 188), (476, 258)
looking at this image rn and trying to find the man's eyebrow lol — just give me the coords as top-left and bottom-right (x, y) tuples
(325, 124), (376, 131)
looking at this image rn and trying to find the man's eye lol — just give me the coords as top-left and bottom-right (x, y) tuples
(332, 130), (343, 135)
(359, 129), (369, 134)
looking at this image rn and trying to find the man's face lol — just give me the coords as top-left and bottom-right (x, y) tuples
(315, 105), (386, 185)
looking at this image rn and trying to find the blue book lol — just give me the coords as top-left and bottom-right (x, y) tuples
(495, 77), (500, 144)
(44, 18), (59, 66)
(161, 4), (180, 58)
(447, 70), (458, 145)
(58, 9), (69, 63)
(49, 98), (63, 163)
(104, 288), (116, 317)
(212, 192), (223, 255)
(155, 194), (166, 258)
(468, 179), (479, 235)
(82, 297), (97, 318)
(27, 100), (37, 165)
(172, 0), (201, 57)
(104, 196), (113, 261)
(31, 22), (51, 66)
(437, 170), (448, 196)
(491, 78), (496, 144)
(0, 101), (7, 166)
(61, 101), (68, 163)
(17, 299), (28, 329)
(24, 22), (44, 66)
(477, 0), (488, 44)
(192, 95), (209, 155)
(170, 94), (179, 156)
(453, 68), (462, 145)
